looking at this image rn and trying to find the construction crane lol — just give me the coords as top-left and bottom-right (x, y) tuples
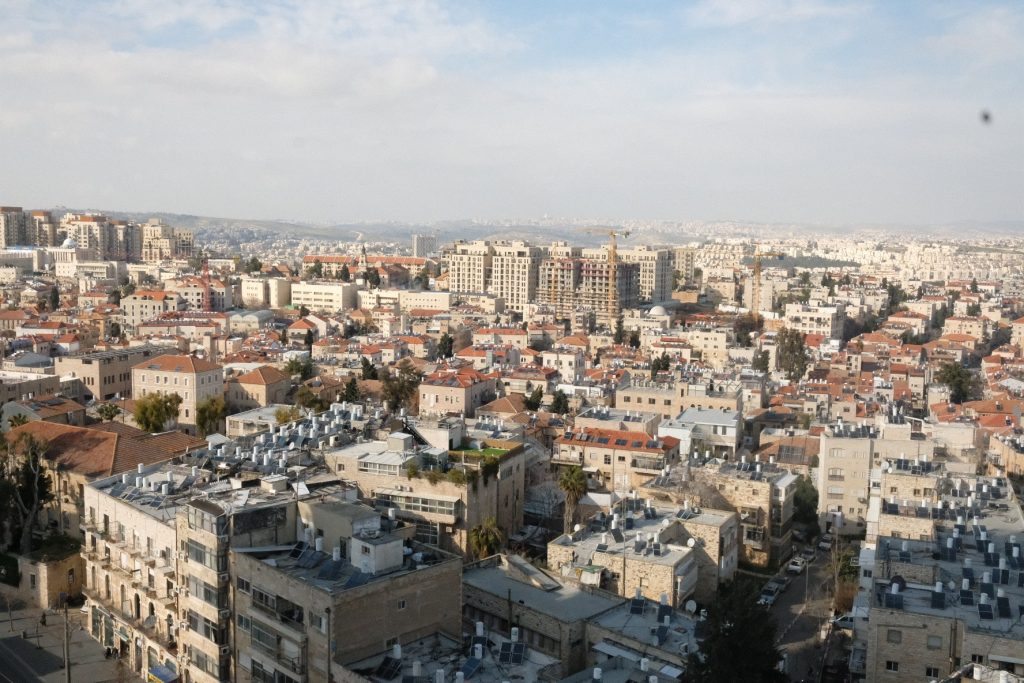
(201, 253), (212, 312)
(579, 228), (631, 320)
(750, 246), (785, 323)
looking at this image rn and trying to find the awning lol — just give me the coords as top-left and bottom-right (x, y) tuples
(148, 665), (179, 683)
(990, 654), (1024, 666)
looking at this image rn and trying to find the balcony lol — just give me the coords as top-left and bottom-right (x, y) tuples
(828, 475), (845, 481)
(631, 457), (667, 473)
(551, 452), (583, 466)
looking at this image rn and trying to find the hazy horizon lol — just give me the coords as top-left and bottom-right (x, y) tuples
(2, 1), (1021, 226)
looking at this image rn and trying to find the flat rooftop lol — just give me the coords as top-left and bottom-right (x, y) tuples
(463, 560), (622, 623)
(872, 474), (1024, 639)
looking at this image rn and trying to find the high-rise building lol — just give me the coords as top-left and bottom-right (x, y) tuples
(412, 233), (437, 258)
(447, 240), (493, 294)
(0, 206), (28, 248)
(141, 219), (194, 262)
(617, 245), (673, 303)
(537, 256), (639, 322)
(673, 246), (696, 285)
(487, 240), (541, 313)
(28, 210), (59, 246)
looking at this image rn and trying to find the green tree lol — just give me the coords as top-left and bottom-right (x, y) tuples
(339, 264), (350, 282)
(733, 314), (761, 348)
(275, 406), (301, 425)
(793, 475), (819, 524)
(108, 322), (122, 339)
(558, 466), (588, 535)
(133, 393), (182, 433)
(342, 376), (360, 402)
(361, 357), (379, 380)
(799, 271), (811, 285)
(304, 328), (314, 349)
(965, 302), (981, 317)
(195, 396), (227, 438)
(381, 364), (421, 412)
(295, 386), (328, 413)
(970, 277), (979, 293)
(751, 350), (770, 373)
(613, 316), (625, 345)
(437, 333), (453, 359)
(48, 287), (60, 311)
(0, 433), (55, 554)
(108, 287), (121, 305)
(285, 356), (315, 380)
(7, 414), (28, 429)
(244, 256), (262, 273)
(936, 362), (977, 404)
(776, 327), (808, 381)
(307, 259), (323, 278)
(97, 403), (121, 422)
(550, 389), (570, 415)
(298, 305), (310, 317)
(628, 330), (640, 349)
(524, 386), (544, 411)
(120, 281), (136, 297)
(468, 516), (504, 559)
(365, 268), (381, 287)
(686, 578), (786, 683)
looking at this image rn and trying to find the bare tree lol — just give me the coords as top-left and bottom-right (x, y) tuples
(3, 434), (54, 555)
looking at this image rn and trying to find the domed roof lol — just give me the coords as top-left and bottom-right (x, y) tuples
(61, 237), (78, 249)
(649, 305), (668, 316)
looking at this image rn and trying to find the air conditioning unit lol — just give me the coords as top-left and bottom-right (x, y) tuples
(179, 621), (189, 630)
(217, 535), (229, 544)
(218, 572), (229, 583)
(219, 609), (230, 620)
(220, 646), (231, 657)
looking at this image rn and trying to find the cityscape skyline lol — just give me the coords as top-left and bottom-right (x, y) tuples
(1, 0), (1021, 226)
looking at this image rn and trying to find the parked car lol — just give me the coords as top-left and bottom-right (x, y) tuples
(787, 557), (807, 574)
(769, 576), (791, 592)
(818, 537), (833, 552)
(792, 529), (807, 542)
(801, 546), (817, 562)
(758, 583), (782, 606)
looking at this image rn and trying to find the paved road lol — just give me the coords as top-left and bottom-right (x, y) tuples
(771, 552), (832, 682)
(0, 603), (140, 683)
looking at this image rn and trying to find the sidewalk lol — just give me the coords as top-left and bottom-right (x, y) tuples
(0, 602), (142, 683)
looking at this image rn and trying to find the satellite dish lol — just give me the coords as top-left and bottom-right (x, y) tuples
(684, 600), (697, 614)
(686, 538), (696, 548)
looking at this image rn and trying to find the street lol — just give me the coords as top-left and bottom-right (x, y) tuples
(0, 600), (140, 683)
(771, 551), (833, 682)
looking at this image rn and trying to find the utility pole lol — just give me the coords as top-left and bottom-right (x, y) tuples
(63, 602), (71, 683)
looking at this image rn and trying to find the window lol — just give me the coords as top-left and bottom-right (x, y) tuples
(237, 577), (251, 593)
(926, 635), (942, 650)
(926, 667), (940, 677)
(862, 569), (872, 579)
(971, 655), (984, 664)
(237, 614), (251, 632)
(886, 661), (899, 672)
(886, 630), (902, 644)
(398, 599), (406, 610)
(30, 574), (36, 589)
(361, 545), (371, 555)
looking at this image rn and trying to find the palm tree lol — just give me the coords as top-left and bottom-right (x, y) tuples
(558, 466), (588, 535)
(7, 414), (29, 429)
(468, 517), (504, 559)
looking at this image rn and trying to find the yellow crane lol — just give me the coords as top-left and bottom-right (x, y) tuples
(750, 246), (785, 323)
(579, 228), (631, 320)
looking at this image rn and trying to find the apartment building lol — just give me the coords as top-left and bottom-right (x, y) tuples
(28, 210), (59, 246)
(418, 368), (497, 418)
(448, 240), (493, 294)
(325, 430), (528, 557)
(574, 406), (661, 436)
(0, 206), (28, 247)
(615, 377), (744, 421)
(546, 500), (736, 605)
(289, 281), (357, 313)
(784, 301), (846, 339)
(488, 241), (541, 313)
(673, 247), (696, 285)
(641, 457), (798, 568)
(412, 233), (437, 258)
(140, 219), (194, 262)
(861, 475), (1024, 682)
(658, 407), (742, 460)
(60, 213), (140, 261)
(54, 346), (170, 402)
(165, 277), (234, 311)
(552, 427), (680, 491)
(121, 291), (187, 333)
(132, 355), (224, 434)
(617, 245), (673, 303)
(232, 525), (462, 678)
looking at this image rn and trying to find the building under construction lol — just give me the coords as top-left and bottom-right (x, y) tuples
(537, 255), (639, 323)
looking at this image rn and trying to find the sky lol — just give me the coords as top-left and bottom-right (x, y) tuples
(1, 0), (1022, 226)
